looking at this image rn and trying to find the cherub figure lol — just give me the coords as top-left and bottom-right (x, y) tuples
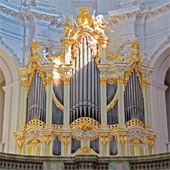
(41, 48), (50, 63)
(92, 11), (109, 37)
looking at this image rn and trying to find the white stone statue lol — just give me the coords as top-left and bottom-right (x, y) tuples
(41, 48), (50, 63)
(92, 11), (109, 37)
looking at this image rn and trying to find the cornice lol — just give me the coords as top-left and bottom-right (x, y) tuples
(108, 1), (170, 25)
(0, 3), (59, 23)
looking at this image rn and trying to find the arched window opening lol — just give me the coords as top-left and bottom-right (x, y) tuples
(165, 68), (170, 142)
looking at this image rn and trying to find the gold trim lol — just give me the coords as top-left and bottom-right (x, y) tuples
(107, 90), (118, 112)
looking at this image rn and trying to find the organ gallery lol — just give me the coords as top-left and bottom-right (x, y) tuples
(14, 6), (157, 157)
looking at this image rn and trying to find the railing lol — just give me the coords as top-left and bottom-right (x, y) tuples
(0, 152), (169, 170)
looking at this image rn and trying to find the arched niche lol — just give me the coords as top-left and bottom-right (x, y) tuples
(0, 48), (20, 153)
(149, 46), (170, 154)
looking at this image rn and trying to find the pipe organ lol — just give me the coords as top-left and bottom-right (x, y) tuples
(14, 6), (157, 157)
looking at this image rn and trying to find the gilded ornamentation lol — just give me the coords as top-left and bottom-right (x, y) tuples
(80, 146), (92, 153)
(147, 136), (155, 148)
(114, 134), (117, 141)
(142, 80), (150, 87)
(77, 6), (93, 27)
(79, 121), (92, 132)
(126, 119), (144, 128)
(64, 77), (70, 85)
(130, 137), (141, 147)
(63, 134), (70, 146)
(26, 119), (45, 128)
(107, 78), (117, 85)
(119, 133), (126, 145)
(44, 134), (52, 145)
(54, 78), (64, 85)
(52, 92), (64, 112)
(101, 134), (108, 146)
(117, 76), (124, 84)
(107, 90), (118, 111)
(16, 136), (24, 148)
(21, 80), (27, 88)
(100, 77), (106, 85)
(47, 77), (53, 84)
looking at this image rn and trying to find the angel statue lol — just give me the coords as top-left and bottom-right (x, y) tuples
(92, 11), (113, 37)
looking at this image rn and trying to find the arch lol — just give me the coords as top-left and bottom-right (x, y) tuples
(0, 48), (19, 84)
(149, 46), (170, 154)
(151, 46), (170, 84)
(0, 48), (20, 153)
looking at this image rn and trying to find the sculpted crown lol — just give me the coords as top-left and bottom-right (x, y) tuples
(77, 5), (93, 27)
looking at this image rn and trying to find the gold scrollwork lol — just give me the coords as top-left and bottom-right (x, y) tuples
(21, 80), (28, 88)
(63, 134), (70, 146)
(64, 78), (70, 85)
(47, 77), (53, 84)
(100, 77), (106, 85)
(107, 78), (117, 85)
(79, 121), (92, 132)
(80, 146), (92, 153)
(101, 134), (108, 146)
(142, 80), (149, 87)
(107, 90), (118, 112)
(147, 136), (155, 148)
(52, 92), (64, 112)
(119, 133), (126, 145)
(117, 76), (124, 84)
(44, 134), (52, 145)
(16, 136), (24, 148)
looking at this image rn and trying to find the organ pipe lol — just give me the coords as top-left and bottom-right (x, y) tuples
(70, 36), (101, 123)
(26, 71), (46, 123)
(124, 70), (144, 123)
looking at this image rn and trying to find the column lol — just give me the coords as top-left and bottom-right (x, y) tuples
(143, 79), (150, 126)
(100, 75), (107, 124)
(45, 73), (53, 156)
(61, 134), (71, 156)
(8, 81), (20, 154)
(117, 74), (125, 124)
(2, 84), (12, 153)
(117, 133), (127, 156)
(64, 77), (70, 125)
(46, 74), (53, 124)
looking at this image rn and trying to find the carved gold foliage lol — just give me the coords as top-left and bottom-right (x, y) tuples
(80, 146), (92, 153)
(130, 137), (141, 147)
(64, 78), (70, 85)
(54, 78), (64, 85)
(44, 134), (52, 145)
(147, 136), (155, 148)
(107, 78), (117, 85)
(16, 136), (24, 148)
(142, 80), (150, 87)
(21, 80), (27, 88)
(63, 134), (70, 146)
(79, 121), (92, 132)
(119, 133), (126, 145)
(100, 77), (106, 85)
(47, 77), (53, 84)
(101, 134), (108, 146)
(128, 137), (146, 147)
(117, 76), (124, 84)
(131, 39), (139, 51)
